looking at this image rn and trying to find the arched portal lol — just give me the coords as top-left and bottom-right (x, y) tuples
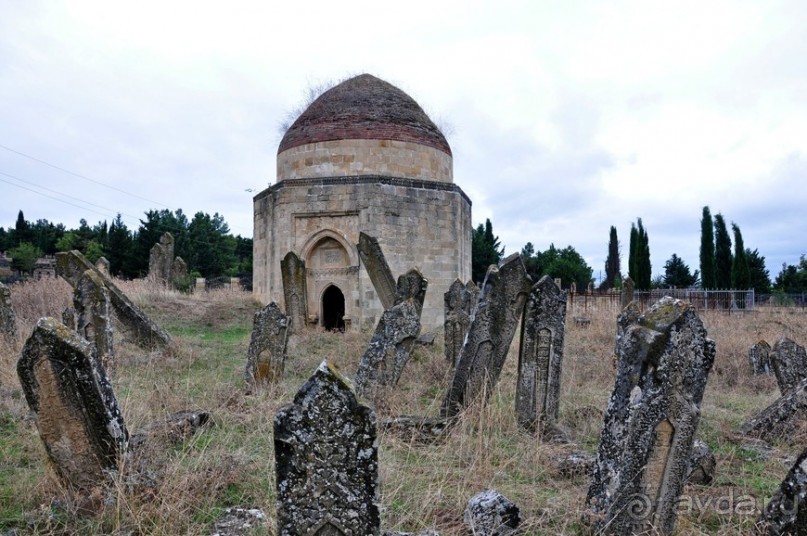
(322, 285), (346, 331)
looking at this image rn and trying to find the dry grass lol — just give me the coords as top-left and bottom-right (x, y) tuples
(1, 279), (806, 535)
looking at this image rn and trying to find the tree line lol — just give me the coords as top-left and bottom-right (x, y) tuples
(0, 209), (252, 281)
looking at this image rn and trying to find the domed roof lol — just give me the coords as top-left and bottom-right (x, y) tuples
(278, 74), (451, 156)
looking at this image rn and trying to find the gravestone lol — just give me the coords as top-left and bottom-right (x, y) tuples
(749, 340), (772, 375)
(61, 306), (76, 331)
(585, 296), (715, 535)
(621, 276), (635, 309)
(0, 281), (16, 340)
(148, 232), (175, 284)
(441, 254), (531, 419)
(444, 279), (478, 366)
(172, 256), (188, 287)
(740, 376), (807, 442)
(464, 489), (521, 536)
(244, 302), (289, 384)
(17, 317), (128, 491)
(274, 361), (379, 536)
(56, 250), (171, 348)
(771, 337), (807, 395)
(357, 232), (397, 310)
(516, 275), (568, 435)
(74, 269), (114, 365)
(280, 251), (308, 332)
(757, 445), (807, 535)
(394, 268), (428, 313)
(94, 256), (110, 275)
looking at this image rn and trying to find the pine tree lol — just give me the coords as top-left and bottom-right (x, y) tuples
(699, 206), (716, 289)
(603, 226), (620, 289)
(713, 213), (732, 289)
(731, 223), (750, 290)
(746, 248), (771, 293)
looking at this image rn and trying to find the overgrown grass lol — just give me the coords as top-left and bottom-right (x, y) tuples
(1, 278), (806, 534)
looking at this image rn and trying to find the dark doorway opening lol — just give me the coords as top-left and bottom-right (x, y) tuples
(322, 285), (345, 331)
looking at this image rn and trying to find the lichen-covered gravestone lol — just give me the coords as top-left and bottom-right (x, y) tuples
(749, 339), (772, 375)
(74, 269), (114, 364)
(357, 232), (397, 310)
(17, 317), (128, 491)
(771, 337), (807, 395)
(516, 275), (567, 435)
(280, 251), (308, 332)
(757, 445), (807, 535)
(740, 376), (807, 442)
(394, 268), (428, 313)
(444, 279), (478, 367)
(244, 302), (289, 383)
(275, 361), (379, 536)
(584, 297), (715, 535)
(0, 281), (16, 340)
(442, 254), (531, 419)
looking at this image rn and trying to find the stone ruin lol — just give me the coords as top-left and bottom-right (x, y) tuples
(274, 361), (379, 535)
(749, 339), (772, 375)
(73, 269), (114, 365)
(757, 445), (807, 535)
(516, 275), (567, 437)
(0, 280), (16, 341)
(585, 296), (716, 535)
(770, 336), (807, 395)
(357, 231), (397, 311)
(280, 251), (308, 332)
(244, 302), (289, 384)
(443, 279), (478, 367)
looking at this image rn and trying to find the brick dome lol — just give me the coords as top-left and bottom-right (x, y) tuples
(278, 74), (451, 156)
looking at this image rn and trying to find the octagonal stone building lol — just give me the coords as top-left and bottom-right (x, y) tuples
(253, 74), (472, 331)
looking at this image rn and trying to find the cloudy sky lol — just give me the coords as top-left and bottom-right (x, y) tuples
(1, 1), (804, 283)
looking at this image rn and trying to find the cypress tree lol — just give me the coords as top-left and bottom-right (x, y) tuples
(699, 206), (716, 289)
(713, 213), (732, 289)
(604, 226), (620, 289)
(636, 218), (652, 290)
(731, 223), (750, 290)
(628, 223), (638, 282)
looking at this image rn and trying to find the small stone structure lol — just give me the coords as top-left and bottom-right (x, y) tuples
(749, 339), (772, 375)
(771, 337), (807, 395)
(17, 317), (128, 491)
(740, 376), (807, 442)
(358, 232), (398, 311)
(274, 361), (379, 535)
(442, 254), (531, 419)
(244, 303), (289, 384)
(0, 281), (16, 340)
(444, 279), (478, 366)
(621, 276), (635, 309)
(464, 489), (521, 536)
(516, 275), (567, 435)
(74, 269), (114, 364)
(585, 296), (716, 535)
(280, 251), (308, 332)
(56, 250), (171, 348)
(757, 445), (807, 535)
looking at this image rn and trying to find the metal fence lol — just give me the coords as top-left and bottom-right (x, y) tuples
(567, 288), (759, 314)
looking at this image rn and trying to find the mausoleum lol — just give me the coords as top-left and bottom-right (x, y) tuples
(253, 74), (472, 330)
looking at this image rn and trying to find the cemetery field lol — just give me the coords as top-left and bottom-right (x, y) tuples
(1, 278), (807, 535)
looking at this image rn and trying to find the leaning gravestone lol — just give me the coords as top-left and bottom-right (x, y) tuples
(584, 296), (716, 535)
(56, 250), (171, 348)
(17, 317), (128, 491)
(244, 302), (289, 384)
(516, 275), (567, 435)
(757, 445), (807, 535)
(444, 279), (478, 367)
(280, 251), (308, 332)
(275, 361), (379, 536)
(357, 232), (397, 310)
(442, 254), (531, 419)
(749, 340), (772, 375)
(621, 276), (635, 309)
(740, 375), (807, 442)
(74, 269), (114, 364)
(0, 281), (16, 340)
(770, 337), (807, 395)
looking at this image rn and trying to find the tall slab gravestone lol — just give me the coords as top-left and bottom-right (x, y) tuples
(0, 281), (16, 340)
(621, 276), (635, 309)
(357, 232), (397, 310)
(749, 339), (772, 375)
(444, 279), (478, 367)
(516, 275), (568, 435)
(394, 268), (428, 313)
(441, 253), (531, 419)
(17, 317), (128, 491)
(148, 232), (175, 284)
(275, 361), (379, 536)
(280, 251), (309, 332)
(244, 302), (289, 383)
(771, 337), (807, 395)
(74, 269), (114, 364)
(585, 297), (715, 535)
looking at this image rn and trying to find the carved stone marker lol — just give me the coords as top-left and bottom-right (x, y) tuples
(585, 296), (716, 535)
(771, 337), (807, 395)
(94, 256), (110, 275)
(740, 376), (807, 442)
(441, 254), (531, 419)
(148, 232), (175, 284)
(244, 302), (289, 384)
(749, 339), (772, 375)
(394, 268), (428, 313)
(757, 445), (807, 535)
(17, 317), (128, 491)
(74, 269), (114, 364)
(516, 275), (567, 435)
(0, 281), (16, 340)
(274, 361), (379, 536)
(280, 251), (308, 332)
(357, 232), (397, 310)
(620, 276), (635, 309)
(56, 250), (171, 348)
(444, 279), (478, 366)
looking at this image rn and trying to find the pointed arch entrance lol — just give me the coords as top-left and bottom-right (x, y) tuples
(322, 285), (346, 331)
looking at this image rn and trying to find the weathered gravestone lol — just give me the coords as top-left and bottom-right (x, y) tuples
(757, 445), (807, 535)
(584, 296), (716, 535)
(621, 276), (635, 309)
(740, 376), (807, 442)
(771, 337), (807, 395)
(172, 256), (188, 287)
(444, 279), (478, 367)
(0, 281), (16, 340)
(94, 256), (110, 275)
(441, 254), (531, 419)
(357, 232), (397, 310)
(275, 361), (379, 536)
(464, 489), (521, 536)
(244, 302), (289, 384)
(148, 232), (175, 284)
(56, 250), (171, 348)
(516, 275), (568, 436)
(355, 270), (427, 397)
(280, 251), (308, 332)
(749, 339), (772, 375)
(17, 317), (128, 491)
(74, 269), (114, 365)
